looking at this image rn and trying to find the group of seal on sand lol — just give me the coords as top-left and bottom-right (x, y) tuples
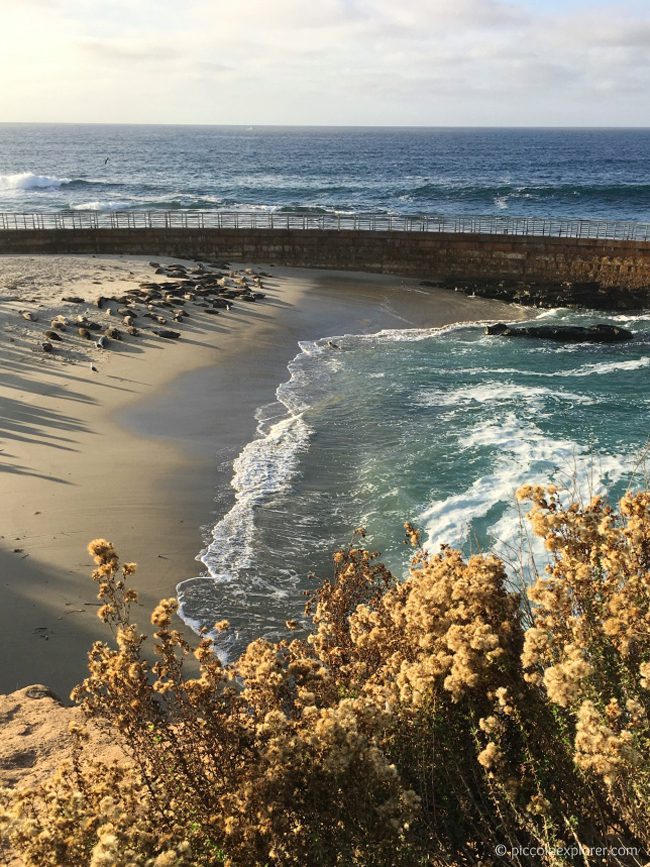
(31, 260), (270, 360)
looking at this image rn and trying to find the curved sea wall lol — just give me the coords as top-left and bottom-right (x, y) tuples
(2, 227), (650, 308)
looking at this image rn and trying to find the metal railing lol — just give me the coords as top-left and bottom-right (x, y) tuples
(0, 210), (649, 241)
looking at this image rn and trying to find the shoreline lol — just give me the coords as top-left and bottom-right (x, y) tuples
(0, 255), (525, 697)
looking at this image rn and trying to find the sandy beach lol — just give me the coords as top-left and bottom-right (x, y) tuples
(0, 254), (525, 698)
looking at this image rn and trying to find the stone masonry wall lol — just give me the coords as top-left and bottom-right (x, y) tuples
(2, 228), (650, 307)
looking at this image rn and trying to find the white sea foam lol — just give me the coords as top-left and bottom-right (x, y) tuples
(181, 330), (368, 608)
(565, 357), (650, 376)
(71, 200), (131, 211)
(417, 414), (627, 556)
(298, 319), (510, 353)
(488, 445), (626, 583)
(534, 308), (650, 327)
(416, 381), (594, 409)
(454, 356), (650, 379)
(533, 307), (571, 319)
(194, 411), (311, 584)
(0, 171), (70, 191)
(232, 202), (281, 212)
(607, 312), (650, 324)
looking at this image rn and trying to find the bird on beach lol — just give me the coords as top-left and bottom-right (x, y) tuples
(90, 362), (98, 373)
(104, 157), (110, 165)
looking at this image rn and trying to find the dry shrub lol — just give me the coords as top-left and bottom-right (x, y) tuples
(1, 491), (650, 866)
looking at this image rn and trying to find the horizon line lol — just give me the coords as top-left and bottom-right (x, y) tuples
(1, 122), (650, 131)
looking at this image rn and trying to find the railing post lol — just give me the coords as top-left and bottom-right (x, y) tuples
(2, 210), (650, 246)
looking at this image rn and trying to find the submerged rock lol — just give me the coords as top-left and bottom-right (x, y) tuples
(485, 322), (633, 343)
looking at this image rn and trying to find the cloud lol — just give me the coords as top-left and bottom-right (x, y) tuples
(81, 39), (181, 64)
(0, 0), (650, 124)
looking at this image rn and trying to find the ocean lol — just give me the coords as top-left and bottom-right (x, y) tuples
(2, 124), (649, 650)
(177, 311), (650, 650)
(2, 124), (650, 220)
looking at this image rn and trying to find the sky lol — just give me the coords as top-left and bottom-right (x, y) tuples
(2, 0), (650, 126)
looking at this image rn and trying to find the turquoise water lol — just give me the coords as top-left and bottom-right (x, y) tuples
(178, 309), (650, 652)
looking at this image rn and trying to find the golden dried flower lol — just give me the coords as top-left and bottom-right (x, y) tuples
(151, 598), (178, 628)
(477, 742), (503, 771)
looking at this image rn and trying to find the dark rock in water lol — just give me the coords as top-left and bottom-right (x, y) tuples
(62, 296), (86, 304)
(211, 299), (231, 309)
(149, 261), (160, 268)
(485, 323), (510, 336)
(485, 322), (633, 343)
(153, 328), (181, 339)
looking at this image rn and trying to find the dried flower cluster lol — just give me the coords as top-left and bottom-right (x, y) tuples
(2, 490), (650, 865)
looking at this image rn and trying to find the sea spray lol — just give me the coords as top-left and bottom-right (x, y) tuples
(0, 171), (71, 190)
